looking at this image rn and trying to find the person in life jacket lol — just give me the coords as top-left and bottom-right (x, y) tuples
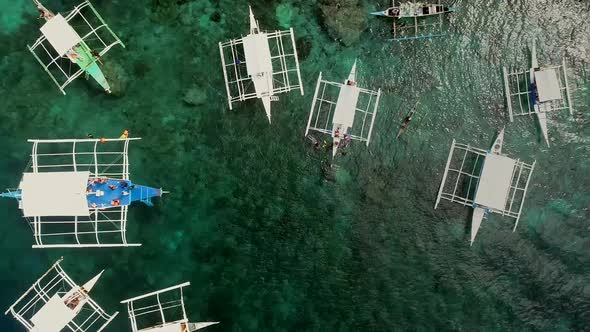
(120, 129), (129, 139)
(35, 1), (55, 20)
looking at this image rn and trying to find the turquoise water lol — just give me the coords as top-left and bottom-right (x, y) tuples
(1, 0), (589, 331)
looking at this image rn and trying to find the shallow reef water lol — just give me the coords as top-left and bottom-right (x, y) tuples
(0, 0), (589, 331)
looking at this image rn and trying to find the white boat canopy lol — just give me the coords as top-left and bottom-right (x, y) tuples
(5, 258), (117, 332)
(434, 133), (536, 244)
(40, 14), (83, 57)
(121, 282), (218, 332)
(219, 6), (304, 123)
(20, 171), (91, 217)
(502, 42), (574, 146)
(10, 137), (142, 248)
(28, 1), (125, 94)
(305, 60), (381, 157)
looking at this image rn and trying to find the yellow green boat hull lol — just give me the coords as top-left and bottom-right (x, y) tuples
(73, 43), (111, 93)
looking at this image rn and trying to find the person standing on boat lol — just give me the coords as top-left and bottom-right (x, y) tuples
(120, 129), (129, 139)
(35, 0), (55, 20)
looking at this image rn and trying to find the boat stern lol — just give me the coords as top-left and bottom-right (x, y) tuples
(262, 96), (272, 123)
(536, 109), (550, 147)
(470, 207), (487, 246)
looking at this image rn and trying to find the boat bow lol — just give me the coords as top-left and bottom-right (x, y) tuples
(262, 96), (272, 123)
(490, 128), (505, 154)
(536, 106), (550, 146)
(370, 10), (389, 16)
(248, 6), (260, 34)
(347, 60), (357, 83)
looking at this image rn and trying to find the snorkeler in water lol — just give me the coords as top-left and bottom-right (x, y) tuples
(397, 101), (420, 139)
(306, 135), (321, 150)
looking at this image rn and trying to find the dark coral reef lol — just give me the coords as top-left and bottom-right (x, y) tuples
(318, 0), (367, 46)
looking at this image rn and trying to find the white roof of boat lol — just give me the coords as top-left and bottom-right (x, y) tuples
(40, 14), (83, 57)
(20, 171), (90, 217)
(30, 294), (75, 332)
(474, 154), (516, 210)
(332, 85), (360, 128)
(535, 69), (561, 102)
(140, 322), (184, 332)
(243, 33), (272, 76)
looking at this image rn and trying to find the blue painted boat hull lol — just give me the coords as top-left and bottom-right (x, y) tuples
(87, 179), (161, 208)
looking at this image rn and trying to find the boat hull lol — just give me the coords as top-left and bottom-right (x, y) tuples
(371, 4), (454, 18)
(72, 43), (111, 93)
(535, 105), (550, 146)
(470, 207), (486, 246)
(87, 179), (161, 208)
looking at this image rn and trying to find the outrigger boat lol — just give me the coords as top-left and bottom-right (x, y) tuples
(121, 282), (218, 332)
(219, 6), (304, 122)
(371, 2), (453, 18)
(5, 258), (118, 332)
(305, 60), (381, 157)
(28, 0), (125, 94)
(503, 41), (574, 146)
(0, 133), (164, 248)
(435, 129), (536, 245)
(371, 1), (457, 42)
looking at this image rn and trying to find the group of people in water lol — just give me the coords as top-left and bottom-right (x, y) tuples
(334, 129), (352, 151)
(308, 133), (351, 156)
